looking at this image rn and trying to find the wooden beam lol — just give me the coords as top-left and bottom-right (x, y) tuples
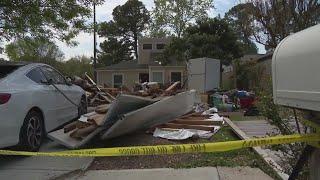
(161, 123), (215, 131)
(224, 118), (289, 179)
(172, 120), (223, 126)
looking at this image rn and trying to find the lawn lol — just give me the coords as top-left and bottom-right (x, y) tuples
(174, 126), (281, 180)
(89, 113), (281, 179)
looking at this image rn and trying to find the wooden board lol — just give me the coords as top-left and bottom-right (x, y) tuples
(224, 118), (289, 179)
(88, 113), (106, 126)
(171, 119), (223, 126)
(161, 123), (215, 131)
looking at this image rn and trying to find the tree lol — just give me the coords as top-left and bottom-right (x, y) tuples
(5, 37), (64, 62)
(224, 3), (258, 54)
(159, 18), (244, 86)
(0, 0), (104, 45)
(99, 0), (150, 59)
(98, 37), (132, 66)
(161, 18), (244, 65)
(63, 56), (94, 77)
(228, 1), (320, 49)
(152, 0), (214, 38)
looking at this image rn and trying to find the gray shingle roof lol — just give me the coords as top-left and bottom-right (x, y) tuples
(96, 60), (148, 70)
(96, 59), (185, 71)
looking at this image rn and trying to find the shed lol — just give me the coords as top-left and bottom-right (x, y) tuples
(188, 58), (220, 93)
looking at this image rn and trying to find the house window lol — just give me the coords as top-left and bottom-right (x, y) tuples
(139, 73), (149, 83)
(113, 74), (123, 88)
(156, 43), (165, 50)
(152, 71), (163, 83)
(143, 44), (152, 50)
(170, 72), (182, 83)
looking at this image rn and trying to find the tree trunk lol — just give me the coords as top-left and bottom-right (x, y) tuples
(220, 62), (223, 89)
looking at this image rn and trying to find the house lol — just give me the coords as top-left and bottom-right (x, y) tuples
(96, 37), (186, 89)
(221, 53), (272, 90)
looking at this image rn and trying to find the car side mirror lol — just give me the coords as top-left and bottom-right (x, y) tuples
(65, 77), (72, 86)
(41, 78), (53, 85)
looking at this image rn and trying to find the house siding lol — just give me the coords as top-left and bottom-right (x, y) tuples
(149, 66), (186, 85)
(138, 38), (171, 64)
(97, 70), (148, 89)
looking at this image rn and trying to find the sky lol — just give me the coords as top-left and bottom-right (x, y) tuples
(1, 0), (265, 60)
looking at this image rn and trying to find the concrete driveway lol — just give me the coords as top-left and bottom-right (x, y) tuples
(0, 139), (93, 180)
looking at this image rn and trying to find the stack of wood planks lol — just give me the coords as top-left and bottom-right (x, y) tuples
(72, 73), (116, 106)
(63, 104), (110, 139)
(157, 112), (224, 132)
(152, 112), (225, 140)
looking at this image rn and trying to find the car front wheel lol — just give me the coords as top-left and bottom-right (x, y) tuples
(20, 110), (44, 152)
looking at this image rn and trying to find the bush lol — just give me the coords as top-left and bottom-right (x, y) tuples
(256, 78), (306, 175)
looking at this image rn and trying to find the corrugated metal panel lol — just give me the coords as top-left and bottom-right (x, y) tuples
(101, 90), (196, 139)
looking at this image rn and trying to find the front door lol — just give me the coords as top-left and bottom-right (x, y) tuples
(139, 73), (149, 83)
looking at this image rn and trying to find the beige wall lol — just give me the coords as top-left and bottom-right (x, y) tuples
(138, 38), (171, 64)
(149, 66), (186, 85)
(97, 69), (148, 89)
(97, 66), (186, 89)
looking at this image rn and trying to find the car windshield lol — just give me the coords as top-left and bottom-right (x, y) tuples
(0, 65), (23, 79)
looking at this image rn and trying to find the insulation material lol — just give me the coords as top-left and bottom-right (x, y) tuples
(209, 113), (224, 121)
(202, 107), (218, 115)
(153, 126), (221, 140)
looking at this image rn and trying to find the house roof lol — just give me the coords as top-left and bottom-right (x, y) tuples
(96, 58), (185, 71)
(96, 60), (148, 70)
(239, 54), (265, 62)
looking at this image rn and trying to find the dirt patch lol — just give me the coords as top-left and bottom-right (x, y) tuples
(88, 131), (202, 170)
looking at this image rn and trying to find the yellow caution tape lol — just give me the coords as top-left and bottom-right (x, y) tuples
(0, 133), (319, 157)
(301, 119), (320, 148)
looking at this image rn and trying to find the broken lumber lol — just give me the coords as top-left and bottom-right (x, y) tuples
(95, 104), (109, 114)
(165, 81), (180, 92)
(85, 72), (100, 91)
(160, 123), (215, 131)
(70, 124), (98, 138)
(171, 119), (223, 126)
(64, 121), (78, 133)
(88, 113), (106, 126)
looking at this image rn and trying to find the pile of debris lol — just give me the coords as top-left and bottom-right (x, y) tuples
(63, 104), (109, 139)
(48, 90), (197, 149)
(131, 81), (182, 97)
(49, 74), (225, 148)
(72, 73), (115, 106)
(152, 112), (225, 140)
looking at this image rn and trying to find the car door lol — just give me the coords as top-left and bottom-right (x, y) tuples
(25, 67), (61, 131)
(40, 66), (76, 124)
(51, 69), (79, 119)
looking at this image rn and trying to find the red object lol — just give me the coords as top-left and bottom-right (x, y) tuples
(239, 96), (255, 109)
(0, 93), (11, 104)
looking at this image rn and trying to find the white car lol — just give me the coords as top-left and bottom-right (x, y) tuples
(0, 62), (87, 151)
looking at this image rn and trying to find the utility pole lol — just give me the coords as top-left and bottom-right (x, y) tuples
(93, 1), (97, 82)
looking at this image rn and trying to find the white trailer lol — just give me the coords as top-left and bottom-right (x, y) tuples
(188, 58), (220, 93)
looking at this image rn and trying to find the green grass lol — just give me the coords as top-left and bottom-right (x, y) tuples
(174, 127), (281, 180)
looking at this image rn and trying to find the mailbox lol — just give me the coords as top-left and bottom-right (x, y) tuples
(272, 24), (320, 113)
